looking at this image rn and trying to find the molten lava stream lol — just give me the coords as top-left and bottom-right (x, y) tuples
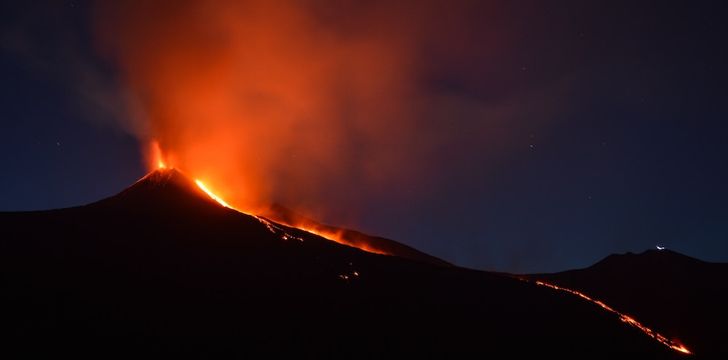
(192, 177), (389, 255)
(192, 178), (380, 253)
(284, 221), (388, 256)
(530, 280), (691, 355)
(194, 180), (233, 209)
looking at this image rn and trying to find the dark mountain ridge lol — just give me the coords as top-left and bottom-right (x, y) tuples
(0, 169), (685, 357)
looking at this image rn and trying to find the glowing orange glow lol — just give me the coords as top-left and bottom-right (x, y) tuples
(150, 140), (168, 169)
(97, 0), (444, 229)
(277, 219), (388, 256)
(530, 280), (692, 355)
(195, 180), (233, 209)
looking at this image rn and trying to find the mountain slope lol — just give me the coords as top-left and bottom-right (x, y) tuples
(531, 250), (728, 356)
(0, 170), (682, 357)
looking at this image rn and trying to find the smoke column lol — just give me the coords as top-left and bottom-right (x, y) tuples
(95, 0), (556, 226)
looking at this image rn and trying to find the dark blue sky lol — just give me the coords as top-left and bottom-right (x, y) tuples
(1, 0), (727, 272)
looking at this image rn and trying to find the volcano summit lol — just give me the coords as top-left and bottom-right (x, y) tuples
(0, 170), (691, 357)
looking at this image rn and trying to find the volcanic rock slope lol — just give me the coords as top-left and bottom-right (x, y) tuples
(0, 169), (682, 358)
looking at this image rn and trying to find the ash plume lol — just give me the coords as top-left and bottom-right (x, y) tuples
(94, 0), (568, 222)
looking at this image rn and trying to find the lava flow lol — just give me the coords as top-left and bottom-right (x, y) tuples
(189, 173), (386, 256)
(530, 279), (692, 355)
(195, 180), (233, 209)
(269, 217), (388, 256)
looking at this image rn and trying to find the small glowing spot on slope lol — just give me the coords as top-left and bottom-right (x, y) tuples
(338, 269), (360, 282)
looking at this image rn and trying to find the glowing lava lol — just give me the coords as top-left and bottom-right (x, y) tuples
(192, 175), (388, 255)
(195, 180), (233, 209)
(285, 221), (388, 256)
(192, 178), (366, 251)
(531, 280), (692, 355)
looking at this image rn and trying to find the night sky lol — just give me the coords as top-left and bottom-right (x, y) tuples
(1, 0), (727, 273)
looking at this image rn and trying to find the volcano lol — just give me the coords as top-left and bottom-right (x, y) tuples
(0, 169), (690, 357)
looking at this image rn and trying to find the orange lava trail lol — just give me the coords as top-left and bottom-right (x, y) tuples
(195, 180), (233, 209)
(531, 279), (691, 355)
(193, 177), (388, 255)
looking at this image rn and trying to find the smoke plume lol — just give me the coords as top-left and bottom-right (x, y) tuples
(95, 0), (563, 222)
